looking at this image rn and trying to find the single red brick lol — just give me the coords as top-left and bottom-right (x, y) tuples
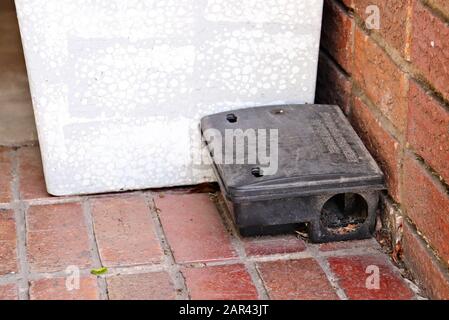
(402, 220), (449, 299)
(319, 239), (379, 252)
(18, 147), (50, 200)
(328, 255), (414, 300)
(354, 27), (408, 132)
(0, 210), (16, 242)
(27, 203), (86, 231)
(0, 284), (18, 300)
(0, 148), (13, 204)
(316, 52), (352, 114)
(258, 259), (338, 300)
(402, 154), (449, 265)
(351, 96), (401, 201)
(182, 264), (258, 300)
(321, 0), (354, 73)
(412, 0), (449, 101)
(91, 195), (163, 267)
(354, 0), (409, 55)
(0, 209), (18, 275)
(243, 235), (306, 257)
(27, 203), (92, 272)
(29, 277), (99, 300)
(107, 272), (176, 300)
(156, 193), (236, 263)
(407, 81), (449, 183)
(0, 244), (17, 276)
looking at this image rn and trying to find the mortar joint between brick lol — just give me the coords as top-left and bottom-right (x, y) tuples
(405, 150), (449, 195)
(245, 263), (270, 300)
(319, 47), (352, 79)
(353, 12), (449, 113)
(24, 196), (84, 207)
(11, 148), (20, 203)
(397, 149), (449, 261)
(308, 245), (348, 300)
(398, 115), (410, 223)
(399, 0), (413, 199)
(212, 192), (270, 299)
(27, 267), (101, 281)
(13, 202), (30, 300)
(9, 148), (31, 300)
(421, 0), (449, 24)
(25, 263), (172, 283)
(144, 192), (190, 300)
(0, 204), (12, 210)
(0, 141), (39, 149)
(404, 0), (414, 61)
(81, 200), (109, 300)
(409, 77), (449, 114)
(352, 83), (404, 144)
(353, 14), (413, 81)
(402, 218), (449, 273)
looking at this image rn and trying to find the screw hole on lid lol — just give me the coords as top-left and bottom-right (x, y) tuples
(226, 113), (237, 123)
(272, 108), (285, 115)
(251, 167), (263, 177)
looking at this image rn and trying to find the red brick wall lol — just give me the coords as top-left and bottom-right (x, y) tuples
(316, 0), (449, 299)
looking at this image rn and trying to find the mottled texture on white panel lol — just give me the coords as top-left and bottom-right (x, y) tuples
(15, 0), (324, 195)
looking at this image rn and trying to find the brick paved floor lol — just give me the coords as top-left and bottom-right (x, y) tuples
(0, 146), (422, 300)
(0, 1), (38, 146)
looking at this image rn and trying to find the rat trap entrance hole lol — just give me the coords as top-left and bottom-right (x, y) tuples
(320, 193), (368, 235)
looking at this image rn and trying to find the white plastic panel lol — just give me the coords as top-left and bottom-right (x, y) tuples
(15, 0), (324, 195)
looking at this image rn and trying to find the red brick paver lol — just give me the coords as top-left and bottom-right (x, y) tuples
(26, 203), (92, 272)
(328, 255), (415, 300)
(243, 235), (306, 257)
(18, 147), (50, 200)
(0, 209), (17, 275)
(0, 185), (418, 300)
(0, 147), (419, 300)
(257, 259), (339, 300)
(319, 239), (379, 252)
(0, 147), (13, 204)
(0, 181), (418, 300)
(107, 272), (176, 300)
(182, 264), (258, 300)
(0, 284), (18, 300)
(156, 193), (236, 263)
(91, 195), (163, 267)
(29, 277), (99, 300)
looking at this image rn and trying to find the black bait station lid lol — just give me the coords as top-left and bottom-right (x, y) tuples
(201, 104), (385, 203)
